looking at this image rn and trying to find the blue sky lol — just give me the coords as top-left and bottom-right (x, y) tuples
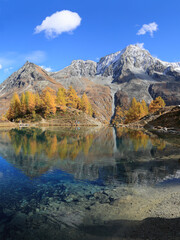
(0, 0), (180, 82)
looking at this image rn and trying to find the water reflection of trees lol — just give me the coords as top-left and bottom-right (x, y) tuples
(8, 128), (94, 161)
(0, 128), (115, 178)
(7, 128), (167, 165)
(0, 128), (178, 183)
(114, 128), (180, 185)
(116, 128), (166, 151)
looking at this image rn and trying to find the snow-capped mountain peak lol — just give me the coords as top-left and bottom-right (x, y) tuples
(96, 51), (122, 75)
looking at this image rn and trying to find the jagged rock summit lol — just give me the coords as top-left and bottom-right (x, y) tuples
(0, 44), (180, 122)
(50, 44), (180, 107)
(97, 44), (180, 82)
(61, 60), (97, 77)
(0, 61), (63, 115)
(0, 61), (62, 97)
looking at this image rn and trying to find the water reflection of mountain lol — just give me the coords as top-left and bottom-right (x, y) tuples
(0, 127), (179, 185)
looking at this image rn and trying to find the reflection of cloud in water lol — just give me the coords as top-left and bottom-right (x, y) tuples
(0, 172), (3, 178)
(159, 170), (180, 183)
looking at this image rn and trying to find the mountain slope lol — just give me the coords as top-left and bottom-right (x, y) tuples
(0, 62), (64, 116)
(144, 106), (180, 132)
(0, 61), (63, 97)
(96, 45), (180, 109)
(50, 45), (180, 115)
(0, 44), (180, 122)
(97, 45), (180, 83)
(0, 61), (112, 122)
(50, 62), (112, 122)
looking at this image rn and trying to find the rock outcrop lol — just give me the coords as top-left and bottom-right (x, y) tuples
(0, 62), (63, 115)
(0, 61), (63, 97)
(148, 82), (180, 106)
(144, 106), (180, 132)
(114, 90), (130, 109)
(50, 60), (112, 122)
(0, 44), (180, 122)
(51, 60), (97, 78)
(96, 45), (180, 107)
(97, 45), (180, 83)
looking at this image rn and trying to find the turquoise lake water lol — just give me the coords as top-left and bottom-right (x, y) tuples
(0, 127), (179, 240)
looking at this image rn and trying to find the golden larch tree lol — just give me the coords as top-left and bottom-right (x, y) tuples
(42, 90), (56, 117)
(56, 88), (67, 106)
(35, 93), (43, 112)
(7, 93), (21, 120)
(20, 93), (27, 116)
(81, 93), (93, 116)
(41, 87), (56, 100)
(149, 96), (166, 113)
(25, 91), (36, 113)
(125, 97), (145, 123)
(67, 86), (81, 109)
(112, 106), (126, 124)
(141, 99), (149, 117)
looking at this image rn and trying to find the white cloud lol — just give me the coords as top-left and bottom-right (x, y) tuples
(25, 51), (46, 63)
(35, 10), (82, 39)
(137, 22), (158, 37)
(40, 65), (53, 72)
(0, 57), (14, 67)
(135, 43), (144, 49)
(4, 67), (13, 74)
(0, 51), (46, 69)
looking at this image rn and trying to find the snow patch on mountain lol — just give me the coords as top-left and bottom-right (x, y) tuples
(96, 45), (180, 80)
(97, 51), (122, 75)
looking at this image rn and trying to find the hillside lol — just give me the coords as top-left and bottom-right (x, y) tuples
(0, 44), (180, 123)
(0, 62), (63, 116)
(39, 108), (102, 127)
(144, 106), (180, 132)
(0, 62), (112, 122)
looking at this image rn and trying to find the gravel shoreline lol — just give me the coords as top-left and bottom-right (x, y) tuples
(1, 184), (180, 240)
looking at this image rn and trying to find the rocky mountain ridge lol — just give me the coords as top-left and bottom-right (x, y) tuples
(0, 44), (180, 122)
(53, 45), (180, 82)
(50, 44), (180, 108)
(0, 61), (63, 96)
(97, 45), (180, 82)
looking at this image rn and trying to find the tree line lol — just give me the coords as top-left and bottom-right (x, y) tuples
(6, 86), (93, 121)
(112, 96), (166, 124)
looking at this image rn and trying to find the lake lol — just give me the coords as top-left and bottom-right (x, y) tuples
(0, 127), (179, 240)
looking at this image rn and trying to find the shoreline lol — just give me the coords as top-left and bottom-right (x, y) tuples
(0, 121), (179, 130)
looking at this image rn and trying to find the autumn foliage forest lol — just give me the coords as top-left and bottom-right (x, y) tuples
(112, 96), (166, 125)
(6, 86), (94, 122)
(6, 84), (166, 125)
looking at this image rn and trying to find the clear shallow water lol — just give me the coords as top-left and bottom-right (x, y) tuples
(0, 127), (179, 240)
